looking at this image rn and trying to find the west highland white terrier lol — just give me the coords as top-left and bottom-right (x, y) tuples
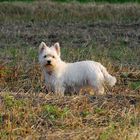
(39, 42), (116, 95)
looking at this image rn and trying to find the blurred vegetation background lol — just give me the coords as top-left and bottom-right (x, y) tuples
(0, 0), (140, 3)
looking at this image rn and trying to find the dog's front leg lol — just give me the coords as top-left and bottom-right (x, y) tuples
(45, 84), (55, 94)
(54, 82), (65, 96)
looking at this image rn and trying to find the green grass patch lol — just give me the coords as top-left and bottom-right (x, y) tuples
(80, 110), (90, 117)
(0, 130), (9, 140)
(3, 94), (27, 109)
(42, 104), (69, 121)
(129, 81), (140, 90)
(94, 107), (105, 114)
(100, 123), (115, 140)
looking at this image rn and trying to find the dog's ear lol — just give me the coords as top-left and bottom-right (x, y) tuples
(53, 42), (60, 56)
(39, 42), (47, 53)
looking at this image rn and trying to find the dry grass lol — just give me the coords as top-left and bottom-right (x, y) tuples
(0, 1), (140, 139)
(0, 92), (140, 139)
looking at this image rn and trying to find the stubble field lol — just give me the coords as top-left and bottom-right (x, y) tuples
(0, 1), (140, 139)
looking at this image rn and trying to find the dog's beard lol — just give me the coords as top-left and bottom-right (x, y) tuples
(45, 64), (55, 74)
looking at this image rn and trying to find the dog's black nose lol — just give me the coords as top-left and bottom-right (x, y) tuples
(47, 60), (51, 64)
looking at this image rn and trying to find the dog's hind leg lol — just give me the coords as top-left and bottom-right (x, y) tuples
(92, 85), (104, 95)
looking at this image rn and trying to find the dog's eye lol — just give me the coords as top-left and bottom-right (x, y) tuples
(44, 55), (47, 58)
(52, 56), (55, 58)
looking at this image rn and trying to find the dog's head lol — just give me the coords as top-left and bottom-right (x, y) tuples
(39, 42), (61, 73)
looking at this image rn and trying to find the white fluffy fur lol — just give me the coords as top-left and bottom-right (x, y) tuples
(39, 42), (116, 95)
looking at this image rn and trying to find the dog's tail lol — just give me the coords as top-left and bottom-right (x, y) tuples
(99, 64), (116, 87)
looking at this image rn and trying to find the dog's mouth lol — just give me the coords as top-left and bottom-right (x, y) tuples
(45, 62), (52, 66)
(45, 63), (54, 69)
(46, 63), (52, 66)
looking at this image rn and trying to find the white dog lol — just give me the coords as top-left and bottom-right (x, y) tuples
(39, 42), (116, 95)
